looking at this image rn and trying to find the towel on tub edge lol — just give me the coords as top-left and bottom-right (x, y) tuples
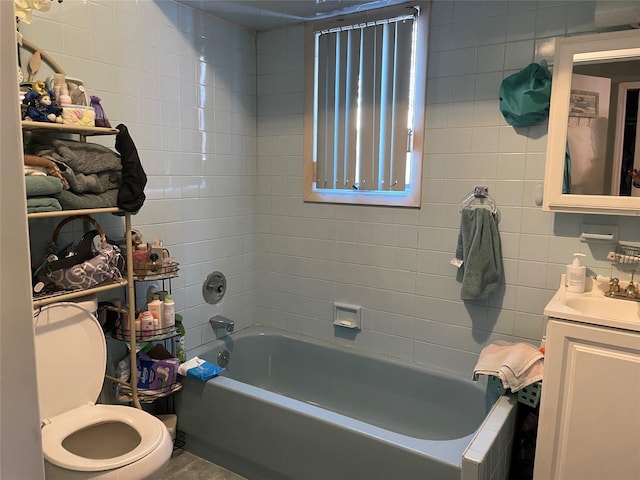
(473, 340), (544, 392)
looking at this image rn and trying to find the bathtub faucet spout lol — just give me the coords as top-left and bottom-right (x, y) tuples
(209, 315), (235, 333)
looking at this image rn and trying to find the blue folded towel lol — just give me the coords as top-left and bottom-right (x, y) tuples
(455, 209), (502, 300)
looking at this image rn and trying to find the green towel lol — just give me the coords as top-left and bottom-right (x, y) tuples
(26, 197), (62, 213)
(455, 209), (502, 300)
(54, 188), (118, 210)
(24, 175), (63, 197)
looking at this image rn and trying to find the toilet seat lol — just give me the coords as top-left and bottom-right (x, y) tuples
(34, 300), (170, 473)
(42, 404), (166, 471)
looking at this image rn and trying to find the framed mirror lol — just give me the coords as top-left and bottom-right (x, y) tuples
(543, 29), (640, 216)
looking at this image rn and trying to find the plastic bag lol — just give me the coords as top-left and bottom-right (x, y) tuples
(90, 95), (111, 128)
(499, 63), (552, 128)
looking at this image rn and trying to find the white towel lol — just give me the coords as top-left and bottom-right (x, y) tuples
(498, 359), (544, 392)
(473, 341), (544, 392)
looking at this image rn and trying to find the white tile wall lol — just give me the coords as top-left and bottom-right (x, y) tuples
(22, 0), (258, 353)
(254, 0), (640, 379)
(19, 0), (640, 380)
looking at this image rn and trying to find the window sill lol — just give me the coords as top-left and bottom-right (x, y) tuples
(303, 188), (421, 207)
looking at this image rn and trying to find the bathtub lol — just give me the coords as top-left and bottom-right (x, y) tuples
(176, 326), (515, 480)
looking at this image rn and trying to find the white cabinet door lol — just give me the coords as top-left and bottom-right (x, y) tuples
(534, 319), (640, 480)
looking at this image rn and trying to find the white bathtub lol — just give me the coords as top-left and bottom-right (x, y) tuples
(176, 326), (516, 480)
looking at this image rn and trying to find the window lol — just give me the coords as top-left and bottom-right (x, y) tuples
(303, 1), (429, 207)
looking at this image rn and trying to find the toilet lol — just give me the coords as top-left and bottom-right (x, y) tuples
(34, 298), (173, 479)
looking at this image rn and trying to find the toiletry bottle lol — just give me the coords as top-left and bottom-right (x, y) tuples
(148, 294), (163, 330)
(163, 294), (175, 329)
(139, 311), (155, 339)
(174, 314), (186, 362)
(59, 84), (72, 105)
(135, 318), (141, 341)
(566, 253), (586, 293)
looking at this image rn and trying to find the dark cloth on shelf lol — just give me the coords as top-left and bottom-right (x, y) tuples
(114, 124), (147, 214)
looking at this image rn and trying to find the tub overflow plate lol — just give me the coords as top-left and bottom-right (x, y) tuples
(217, 349), (230, 368)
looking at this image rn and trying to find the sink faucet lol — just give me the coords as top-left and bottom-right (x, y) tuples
(605, 277), (621, 297)
(209, 315), (234, 333)
(626, 274), (638, 298)
(601, 274), (640, 301)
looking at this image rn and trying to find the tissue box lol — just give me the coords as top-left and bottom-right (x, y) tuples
(62, 105), (95, 126)
(136, 355), (179, 390)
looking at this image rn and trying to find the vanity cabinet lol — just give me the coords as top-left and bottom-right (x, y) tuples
(533, 318), (640, 480)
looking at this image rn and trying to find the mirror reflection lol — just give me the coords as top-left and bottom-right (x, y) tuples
(566, 57), (640, 196)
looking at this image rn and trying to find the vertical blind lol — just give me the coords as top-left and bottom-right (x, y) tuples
(314, 13), (416, 192)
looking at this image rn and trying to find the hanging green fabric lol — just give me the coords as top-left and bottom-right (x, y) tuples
(563, 143), (572, 194)
(499, 63), (552, 128)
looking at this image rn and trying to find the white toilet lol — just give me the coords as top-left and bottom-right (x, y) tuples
(34, 298), (173, 479)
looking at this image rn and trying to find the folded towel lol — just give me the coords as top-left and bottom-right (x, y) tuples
(54, 188), (118, 210)
(24, 166), (48, 176)
(23, 154), (69, 190)
(24, 175), (63, 197)
(27, 137), (122, 174)
(26, 197), (62, 213)
(61, 166), (122, 194)
(473, 341), (544, 392)
(498, 359), (544, 392)
(455, 208), (502, 300)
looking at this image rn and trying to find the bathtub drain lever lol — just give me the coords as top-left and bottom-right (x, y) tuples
(209, 315), (235, 333)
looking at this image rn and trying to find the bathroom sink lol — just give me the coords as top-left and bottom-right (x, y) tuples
(545, 275), (640, 331)
(560, 296), (640, 320)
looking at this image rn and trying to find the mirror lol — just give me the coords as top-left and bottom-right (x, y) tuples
(543, 29), (640, 215)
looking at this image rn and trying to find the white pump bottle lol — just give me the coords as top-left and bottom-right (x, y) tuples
(565, 253), (586, 293)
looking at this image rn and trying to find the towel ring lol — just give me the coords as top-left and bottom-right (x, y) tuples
(459, 186), (499, 216)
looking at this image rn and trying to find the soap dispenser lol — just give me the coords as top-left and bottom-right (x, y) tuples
(566, 253), (586, 293)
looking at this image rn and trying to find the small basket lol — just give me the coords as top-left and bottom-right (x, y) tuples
(487, 376), (542, 408)
(608, 243), (640, 265)
(517, 381), (542, 408)
(488, 375), (507, 395)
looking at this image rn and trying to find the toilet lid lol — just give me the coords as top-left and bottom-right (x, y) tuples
(34, 302), (106, 421)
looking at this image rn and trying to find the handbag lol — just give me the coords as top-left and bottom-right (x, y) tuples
(43, 215), (125, 290)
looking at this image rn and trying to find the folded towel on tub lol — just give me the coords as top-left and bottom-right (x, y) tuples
(455, 208), (502, 300)
(473, 341), (544, 392)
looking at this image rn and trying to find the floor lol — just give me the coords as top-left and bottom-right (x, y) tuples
(161, 449), (247, 480)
